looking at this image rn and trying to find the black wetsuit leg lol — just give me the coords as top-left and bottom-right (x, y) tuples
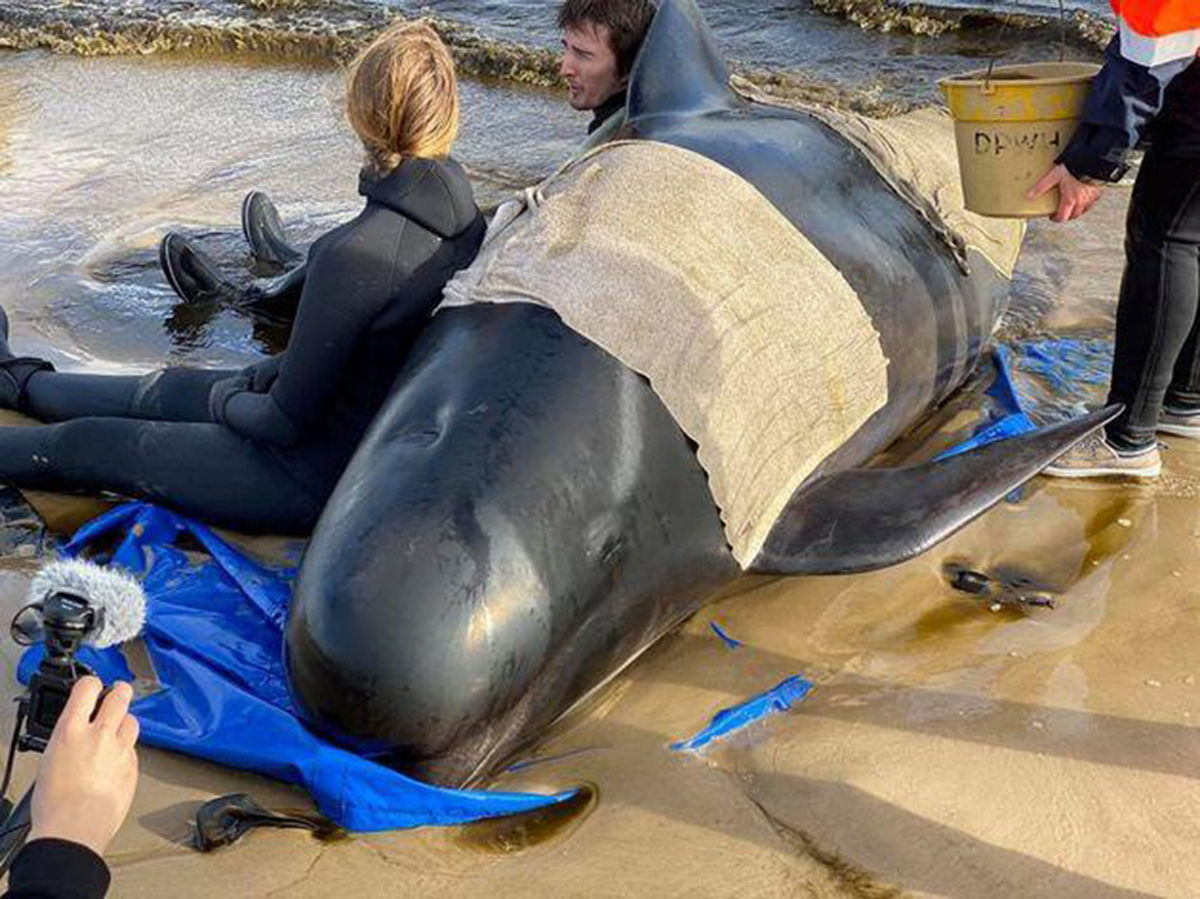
(3, 367), (325, 532)
(0, 417), (323, 533)
(23, 367), (232, 423)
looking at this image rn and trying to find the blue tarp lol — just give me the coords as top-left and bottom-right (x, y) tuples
(709, 621), (743, 650)
(1009, 337), (1113, 421)
(935, 339), (1116, 461)
(17, 503), (572, 832)
(671, 676), (814, 751)
(935, 345), (1037, 461)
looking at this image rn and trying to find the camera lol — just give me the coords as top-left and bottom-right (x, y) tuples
(14, 591), (104, 752)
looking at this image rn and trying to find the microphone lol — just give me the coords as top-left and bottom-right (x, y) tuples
(28, 558), (147, 649)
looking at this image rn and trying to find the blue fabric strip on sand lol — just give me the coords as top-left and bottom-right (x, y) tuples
(671, 675), (814, 751)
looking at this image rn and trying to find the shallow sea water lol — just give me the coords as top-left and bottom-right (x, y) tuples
(0, 50), (579, 367)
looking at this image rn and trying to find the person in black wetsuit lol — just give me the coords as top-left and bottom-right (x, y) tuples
(161, 0), (657, 313)
(2, 678), (138, 899)
(0, 21), (485, 533)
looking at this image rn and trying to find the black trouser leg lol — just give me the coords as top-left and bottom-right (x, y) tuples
(1165, 258), (1200, 411)
(23, 367), (235, 423)
(1105, 154), (1200, 450)
(0, 417), (323, 533)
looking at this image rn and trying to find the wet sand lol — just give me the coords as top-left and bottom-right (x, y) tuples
(1, 50), (1197, 899)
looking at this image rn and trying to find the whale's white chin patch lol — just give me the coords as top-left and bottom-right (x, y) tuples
(442, 140), (888, 567)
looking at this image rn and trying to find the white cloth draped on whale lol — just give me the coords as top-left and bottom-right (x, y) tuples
(441, 140), (888, 566)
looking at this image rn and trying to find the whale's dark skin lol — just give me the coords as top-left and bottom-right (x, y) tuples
(286, 303), (737, 783)
(284, 0), (1115, 786)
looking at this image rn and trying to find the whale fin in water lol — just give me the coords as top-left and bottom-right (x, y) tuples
(750, 405), (1122, 576)
(626, 0), (737, 122)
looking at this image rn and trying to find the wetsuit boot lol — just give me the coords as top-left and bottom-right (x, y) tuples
(240, 192), (306, 317)
(0, 306), (55, 413)
(241, 191), (304, 266)
(241, 263), (307, 320)
(161, 231), (306, 318)
(159, 232), (242, 304)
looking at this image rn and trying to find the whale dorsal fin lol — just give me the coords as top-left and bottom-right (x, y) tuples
(626, 0), (737, 122)
(750, 406), (1122, 576)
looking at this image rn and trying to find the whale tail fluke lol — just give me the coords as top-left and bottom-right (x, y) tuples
(749, 405), (1123, 576)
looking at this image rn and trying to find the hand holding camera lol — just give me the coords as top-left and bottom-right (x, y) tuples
(28, 677), (139, 857)
(0, 558), (147, 883)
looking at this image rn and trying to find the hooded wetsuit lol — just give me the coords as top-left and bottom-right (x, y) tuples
(0, 157), (485, 532)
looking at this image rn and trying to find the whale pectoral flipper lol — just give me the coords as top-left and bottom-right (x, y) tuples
(750, 405), (1123, 576)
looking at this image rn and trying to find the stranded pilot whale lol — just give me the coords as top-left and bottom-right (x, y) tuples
(284, 0), (1115, 786)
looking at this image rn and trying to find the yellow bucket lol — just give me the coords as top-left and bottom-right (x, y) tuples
(939, 62), (1100, 218)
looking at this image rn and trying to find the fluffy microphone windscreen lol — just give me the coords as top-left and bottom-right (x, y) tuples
(29, 559), (148, 649)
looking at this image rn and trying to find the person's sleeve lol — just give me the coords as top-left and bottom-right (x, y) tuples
(211, 236), (396, 447)
(3, 838), (110, 899)
(1058, 36), (1196, 182)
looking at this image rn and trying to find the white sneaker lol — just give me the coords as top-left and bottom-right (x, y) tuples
(1042, 432), (1161, 479)
(1158, 407), (1200, 439)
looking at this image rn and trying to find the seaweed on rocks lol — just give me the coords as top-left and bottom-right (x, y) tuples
(0, 0), (918, 114)
(810, 0), (964, 37)
(732, 69), (912, 119)
(810, 0), (1114, 52)
(429, 19), (561, 87)
(0, 1), (564, 84)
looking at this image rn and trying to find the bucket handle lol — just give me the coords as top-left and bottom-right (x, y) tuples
(983, 0), (1068, 94)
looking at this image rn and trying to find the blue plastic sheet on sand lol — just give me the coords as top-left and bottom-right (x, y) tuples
(934, 345), (1037, 462)
(1008, 337), (1114, 419)
(17, 502), (573, 832)
(925, 337), (1116, 503)
(709, 621), (743, 650)
(671, 676), (813, 751)
(1012, 338), (1111, 395)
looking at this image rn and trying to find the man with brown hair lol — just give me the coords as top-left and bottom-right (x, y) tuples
(558, 0), (656, 145)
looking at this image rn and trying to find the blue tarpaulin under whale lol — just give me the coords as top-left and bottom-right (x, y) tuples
(17, 502), (575, 832)
(14, 340), (1110, 828)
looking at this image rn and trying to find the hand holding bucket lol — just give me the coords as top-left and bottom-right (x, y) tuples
(1025, 163), (1105, 222)
(939, 61), (1100, 219)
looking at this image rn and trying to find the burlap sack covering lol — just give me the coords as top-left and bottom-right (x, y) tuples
(732, 78), (1026, 279)
(442, 141), (888, 566)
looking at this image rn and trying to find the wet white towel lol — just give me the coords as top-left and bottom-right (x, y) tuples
(442, 141), (889, 566)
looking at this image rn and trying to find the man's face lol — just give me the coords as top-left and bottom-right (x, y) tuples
(560, 22), (624, 111)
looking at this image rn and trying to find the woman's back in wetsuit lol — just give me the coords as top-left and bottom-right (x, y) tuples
(0, 22), (483, 533)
